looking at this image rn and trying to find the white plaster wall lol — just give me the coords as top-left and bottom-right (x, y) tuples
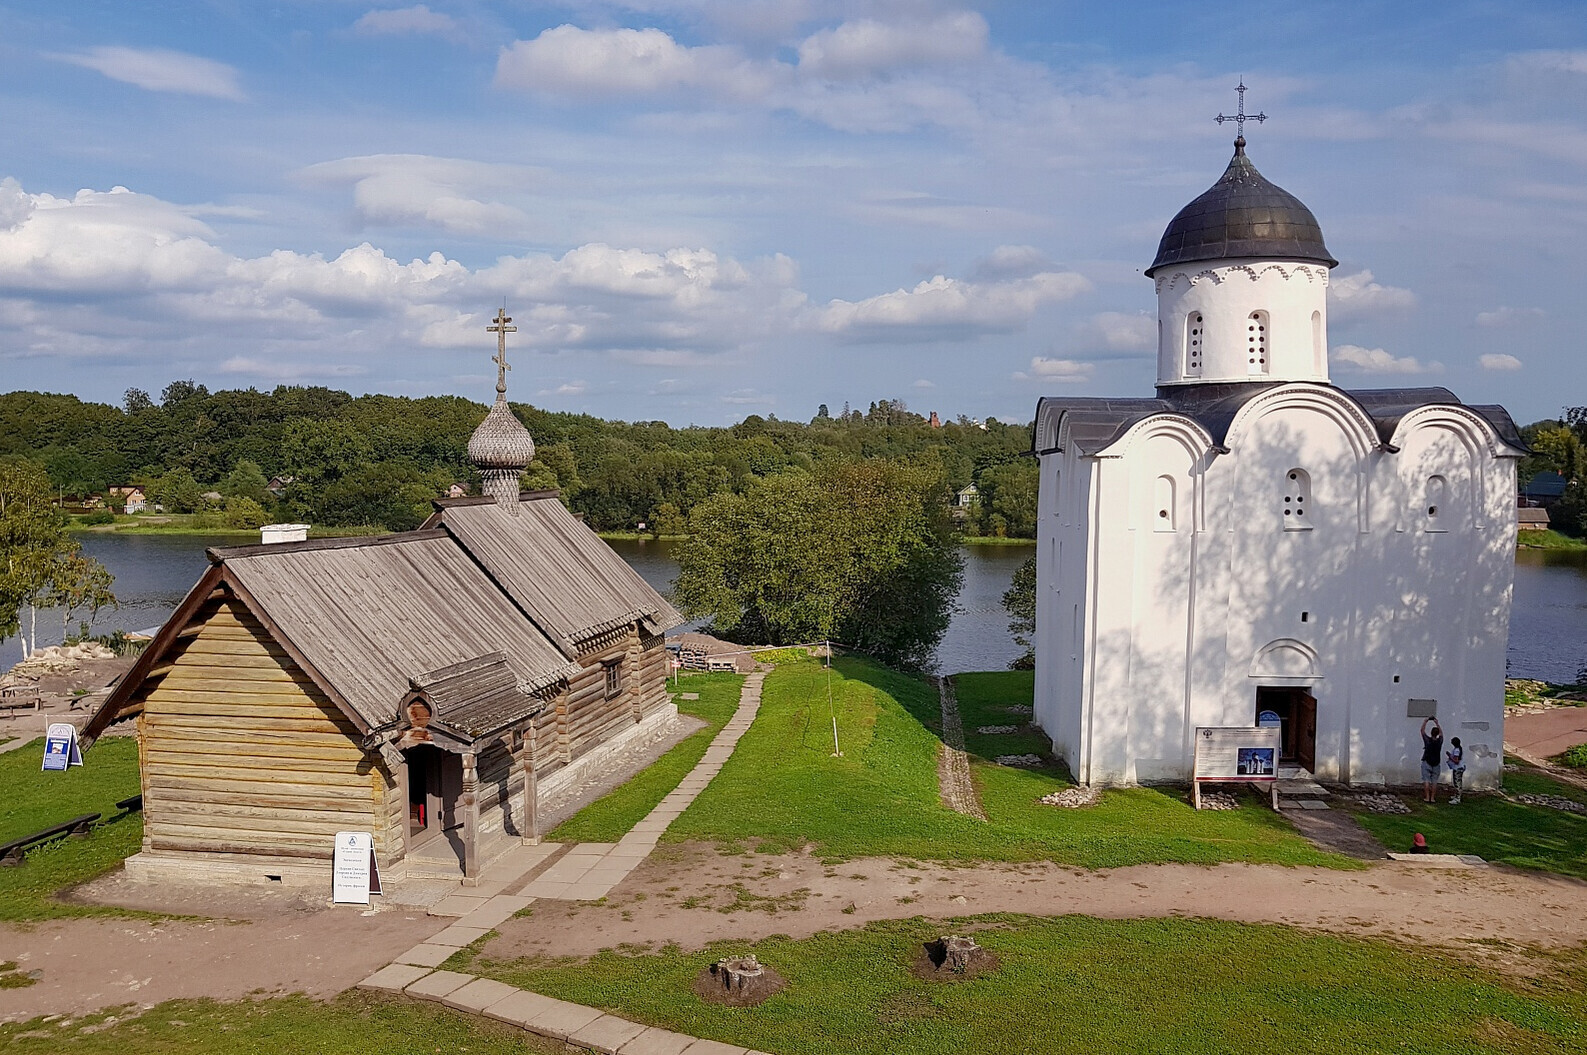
(1154, 260), (1330, 386)
(1033, 385), (1517, 789)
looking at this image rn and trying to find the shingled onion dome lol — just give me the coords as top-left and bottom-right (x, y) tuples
(469, 389), (535, 508)
(1144, 137), (1337, 277)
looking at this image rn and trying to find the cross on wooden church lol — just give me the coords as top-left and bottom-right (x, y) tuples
(1216, 80), (1266, 140)
(487, 308), (516, 393)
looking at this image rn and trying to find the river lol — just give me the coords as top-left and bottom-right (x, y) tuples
(5, 534), (1585, 681)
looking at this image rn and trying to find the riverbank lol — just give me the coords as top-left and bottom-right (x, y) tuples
(1519, 528), (1587, 550)
(68, 515), (382, 538)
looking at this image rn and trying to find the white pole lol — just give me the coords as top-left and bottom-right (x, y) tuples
(826, 639), (841, 757)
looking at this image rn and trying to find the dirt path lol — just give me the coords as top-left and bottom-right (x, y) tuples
(484, 841), (1587, 965)
(0, 882), (443, 1024)
(1507, 707), (1587, 760)
(935, 677), (985, 820)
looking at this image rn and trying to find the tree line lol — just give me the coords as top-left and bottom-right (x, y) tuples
(0, 385), (1040, 536)
(1520, 409), (1587, 538)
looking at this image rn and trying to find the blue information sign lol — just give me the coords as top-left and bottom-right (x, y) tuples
(41, 723), (83, 771)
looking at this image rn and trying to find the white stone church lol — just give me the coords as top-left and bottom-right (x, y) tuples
(1031, 134), (1525, 789)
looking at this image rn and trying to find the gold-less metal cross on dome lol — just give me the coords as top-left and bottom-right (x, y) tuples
(1216, 80), (1267, 139)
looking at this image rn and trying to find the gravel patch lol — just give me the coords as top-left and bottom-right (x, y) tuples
(1350, 793), (1412, 815)
(1516, 793), (1587, 815)
(994, 754), (1044, 768)
(1038, 786), (1102, 808)
(976, 725), (1018, 735)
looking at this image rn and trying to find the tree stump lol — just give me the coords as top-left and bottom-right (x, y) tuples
(934, 935), (981, 972)
(714, 955), (765, 995)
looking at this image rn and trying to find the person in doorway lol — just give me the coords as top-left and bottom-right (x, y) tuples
(1410, 832), (1429, 854)
(1419, 718), (1444, 803)
(1446, 736), (1466, 805)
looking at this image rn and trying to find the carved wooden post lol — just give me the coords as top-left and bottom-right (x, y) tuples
(461, 750), (480, 884)
(518, 727), (540, 845)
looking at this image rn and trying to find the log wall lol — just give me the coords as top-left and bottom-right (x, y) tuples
(135, 593), (394, 865)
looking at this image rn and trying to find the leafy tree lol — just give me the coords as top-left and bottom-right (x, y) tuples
(652, 502), (687, 537)
(123, 388), (154, 414)
(148, 467), (205, 513)
(220, 459), (270, 504)
(1002, 555), (1037, 670)
(0, 460), (115, 657)
(674, 461), (963, 668)
(222, 496), (270, 530)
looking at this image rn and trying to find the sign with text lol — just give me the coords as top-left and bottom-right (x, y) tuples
(41, 723), (83, 772)
(331, 831), (381, 904)
(1193, 726), (1282, 782)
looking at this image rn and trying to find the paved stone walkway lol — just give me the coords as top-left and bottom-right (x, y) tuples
(369, 672), (772, 1053)
(935, 676), (985, 820)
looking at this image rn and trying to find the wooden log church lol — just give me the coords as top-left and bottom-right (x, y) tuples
(83, 312), (684, 886)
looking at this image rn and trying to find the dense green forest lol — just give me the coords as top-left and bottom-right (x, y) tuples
(0, 383), (1039, 535)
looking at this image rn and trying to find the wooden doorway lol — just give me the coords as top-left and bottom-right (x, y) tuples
(403, 745), (446, 846)
(1255, 687), (1316, 772)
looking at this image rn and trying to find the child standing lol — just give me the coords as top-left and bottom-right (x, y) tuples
(1446, 736), (1465, 804)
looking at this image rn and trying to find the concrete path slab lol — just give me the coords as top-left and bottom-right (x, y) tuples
(481, 987), (563, 1028)
(395, 943), (456, 968)
(569, 1013), (650, 1052)
(679, 1039), (749, 1055)
(429, 924), (491, 947)
(517, 996), (606, 1039)
(618, 1027), (700, 1055)
(404, 969), (475, 1001)
(357, 963), (432, 993)
(441, 977), (522, 1014)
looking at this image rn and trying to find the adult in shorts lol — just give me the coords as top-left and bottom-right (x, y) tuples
(1419, 718), (1443, 804)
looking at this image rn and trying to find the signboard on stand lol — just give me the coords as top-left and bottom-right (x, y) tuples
(41, 723), (83, 772)
(331, 831), (381, 904)
(1192, 726), (1282, 810)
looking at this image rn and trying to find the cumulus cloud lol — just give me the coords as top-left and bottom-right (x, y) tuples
(1327, 270), (1416, 322)
(354, 5), (460, 39)
(815, 270), (1090, 340)
(796, 12), (989, 79)
(0, 176), (804, 373)
(1012, 357), (1093, 384)
(49, 46), (245, 100)
(1332, 344), (1442, 375)
(1086, 310), (1155, 353)
(912, 378), (935, 388)
(299, 155), (536, 236)
(495, 25), (772, 98)
(1475, 305), (1545, 327)
(1478, 353), (1523, 371)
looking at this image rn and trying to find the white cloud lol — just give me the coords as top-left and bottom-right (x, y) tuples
(912, 378), (935, 388)
(815, 270), (1090, 339)
(1332, 344), (1442, 375)
(1087, 310), (1155, 352)
(1017, 357), (1093, 383)
(1327, 270), (1417, 322)
(796, 13), (990, 79)
(299, 155), (536, 236)
(49, 46), (245, 100)
(539, 380), (588, 396)
(494, 25), (772, 99)
(1509, 49), (1587, 74)
(721, 389), (774, 405)
(1478, 353), (1523, 371)
(1475, 305), (1545, 327)
(354, 5), (460, 39)
(220, 357), (368, 381)
(969, 245), (1052, 280)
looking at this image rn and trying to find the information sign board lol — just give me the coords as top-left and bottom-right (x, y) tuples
(332, 831), (381, 904)
(41, 723), (83, 772)
(1192, 726), (1282, 810)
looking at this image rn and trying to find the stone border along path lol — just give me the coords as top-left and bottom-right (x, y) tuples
(366, 671), (774, 1055)
(935, 676), (986, 820)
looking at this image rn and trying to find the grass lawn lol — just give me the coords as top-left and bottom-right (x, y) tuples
(549, 672), (745, 843)
(664, 655), (1345, 868)
(0, 736), (145, 922)
(459, 913), (1587, 1055)
(1517, 529), (1587, 550)
(1345, 763), (1587, 878)
(0, 990), (564, 1053)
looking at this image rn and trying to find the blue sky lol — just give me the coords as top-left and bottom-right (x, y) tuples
(0, 1), (1582, 426)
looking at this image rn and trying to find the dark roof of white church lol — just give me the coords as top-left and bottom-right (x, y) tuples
(1145, 138), (1338, 277)
(1032, 383), (1527, 457)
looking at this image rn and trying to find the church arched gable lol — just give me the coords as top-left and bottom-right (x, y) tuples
(1387, 408), (1501, 532)
(1109, 416), (1213, 533)
(1222, 385), (1380, 462)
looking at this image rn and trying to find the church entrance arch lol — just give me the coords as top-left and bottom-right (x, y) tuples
(1255, 687), (1316, 772)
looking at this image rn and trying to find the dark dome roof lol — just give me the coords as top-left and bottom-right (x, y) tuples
(1145, 138), (1337, 277)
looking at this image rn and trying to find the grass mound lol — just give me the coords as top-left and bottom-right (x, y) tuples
(665, 655), (1343, 868)
(461, 914), (1587, 1055)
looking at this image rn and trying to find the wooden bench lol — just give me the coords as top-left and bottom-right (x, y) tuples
(0, 812), (101, 866)
(116, 794), (144, 813)
(0, 685), (40, 717)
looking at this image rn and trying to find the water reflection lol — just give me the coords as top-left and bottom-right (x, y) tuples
(6, 533), (1583, 681)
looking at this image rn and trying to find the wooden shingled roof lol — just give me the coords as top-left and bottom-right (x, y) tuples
(218, 531), (579, 728)
(427, 493), (684, 658)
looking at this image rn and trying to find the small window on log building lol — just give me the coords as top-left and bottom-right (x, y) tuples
(604, 659), (624, 699)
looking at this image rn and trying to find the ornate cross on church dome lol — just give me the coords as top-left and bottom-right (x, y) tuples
(469, 306), (536, 507)
(487, 307), (516, 396)
(1215, 80), (1266, 144)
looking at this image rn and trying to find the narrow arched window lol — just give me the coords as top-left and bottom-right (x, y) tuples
(1154, 474), (1176, 532)
(1311, 310), (1324, 373)
(1283, 468), (1312, 530)
(1185, 313), (1203, 376)
(1248, 311), (1269, 374)
(1425, 475), (1447, 530)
